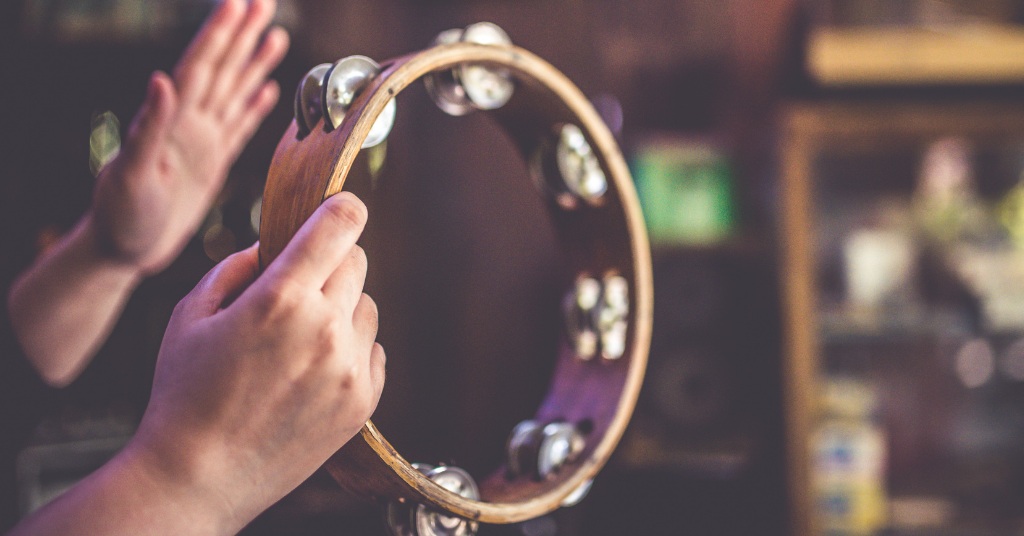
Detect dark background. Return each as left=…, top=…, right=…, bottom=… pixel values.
left=0, top=0, right=796, bottom=534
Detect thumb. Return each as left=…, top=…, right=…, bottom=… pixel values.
left=123, top=71, right=177, bottom=165
left=184, top=243, right=260, bottom=319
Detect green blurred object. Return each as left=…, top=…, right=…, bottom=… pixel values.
left=632, top=138, right=735, bottom=247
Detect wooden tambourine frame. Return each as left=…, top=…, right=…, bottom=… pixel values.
left=259, top=42, right=652, bottom=524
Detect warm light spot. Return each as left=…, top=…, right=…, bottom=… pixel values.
left=955, top=338, right=994, bottom=388
left=89, top=111, right=120, bottom=177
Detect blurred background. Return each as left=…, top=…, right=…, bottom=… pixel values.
left=5, top=0, right=1024, bottom=535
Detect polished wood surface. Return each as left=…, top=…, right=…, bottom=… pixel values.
left=259, top=42, right=652, bottom=524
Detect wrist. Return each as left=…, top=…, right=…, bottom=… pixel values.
left=76, top=211, right=148, bottom=282
left=116, top=433, right=246, bottom=535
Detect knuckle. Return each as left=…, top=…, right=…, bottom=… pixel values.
left=256, top=278, right=304, bottom=319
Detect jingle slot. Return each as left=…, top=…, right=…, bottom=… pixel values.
left=321, top=55, right=397, bottom=148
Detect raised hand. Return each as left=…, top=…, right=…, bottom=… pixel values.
left=7, top=0, right=290, bottom=386
left=91, top=0, right=289, bottom=275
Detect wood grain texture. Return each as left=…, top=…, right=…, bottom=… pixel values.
left=259, top=42, right=652, bottom=524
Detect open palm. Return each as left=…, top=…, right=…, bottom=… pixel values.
left=92, top=0, right=288, bottom=275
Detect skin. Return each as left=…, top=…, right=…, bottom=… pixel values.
left=8, top=0, right=290, bottom=386
left=7, top=1, right=388, bottom=533
left=8, top=193, right=387, bottom=536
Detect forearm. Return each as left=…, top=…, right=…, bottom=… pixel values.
left=7, top=213, right=144, bottom=386
left=7, top=442, right=238, bottom=536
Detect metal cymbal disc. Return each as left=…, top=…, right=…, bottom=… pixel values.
left=293, top=63, right=331, bottom=139
left=537, top=422, right=584, bottom=479
left=384, top=463, right=437, bottom=536
left=414, top=466, right=480, bottom=536
left=425, top=28, right=475, bottom=117
left=457, top=22, right=514, bottom=110
left=506, top=420, right=542, bottom=477
left=556, top=124, right=607, bottom=204
left=363, top=97, right=396, bottom=149
left=564, top=277, right=601, bottom=360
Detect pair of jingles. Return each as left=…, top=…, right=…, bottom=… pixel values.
left=258, top=22, right=653, bottom=536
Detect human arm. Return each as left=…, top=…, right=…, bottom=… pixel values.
left=7, top=0, right=289, bottom=387
left=8, top=193, right=386, bottom=536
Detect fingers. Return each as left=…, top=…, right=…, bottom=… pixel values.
left=322, top=245, right=368, bottom=312
left=175, top=0, right=287, bottom=117
left=369, top=342, right=386, bottom=403
left=184, top=243, right=260, bottom=319
left=223, top=27, right=289, bottom=126
left=205, top=0, right=280, bottom=109
left=174, top=0, right=246, bottom=104
left=262, top=193, right=368, bottom=291
left=122, top=71, right=177, bottom=168
left=227, top=80, right=280, bottom=156
left=352, top=293, right=379, bottom=343
left=352, top=295, right=385, bottom=421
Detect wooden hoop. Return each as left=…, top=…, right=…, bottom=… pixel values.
left=259, top=42, right=652, bottom=524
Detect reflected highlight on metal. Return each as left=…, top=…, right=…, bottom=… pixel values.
left=322, top=55, right=396, bottom=148
left=386, top=464, right=479, bottom=536
left=458, top=23, right=514, bottom=111
left=425, top=28, right=475, bottom=116
left=425, top=22, right=514, bottom=116
left=565, top=277, right=601, bottom=360
left=598, top=274, right=629, bottom=360
left=293, top=63, right=331, bottom=139
left=537, top=422, right=585, bottom=479
left=556, top=124, right=607, bottom=205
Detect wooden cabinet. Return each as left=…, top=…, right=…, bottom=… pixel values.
left=781, top=101, right=1024, bottom=535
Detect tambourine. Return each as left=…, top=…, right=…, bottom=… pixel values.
left=258, top=22, right=652, bottom=535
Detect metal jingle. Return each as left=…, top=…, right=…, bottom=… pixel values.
left=384, top=463, right=438, bottom=536
left=537, top=422, right=585, bottom=479
left=556, top=124, right=607, bottom=205
left=564, top=277, right=601, bottom=360
left=600, top=275, right=629, bottom=319
left=456, top=22, right=514, bottom=111
left=293, top=63, right=331, bottom=139
left=598, top=275, right=629, bottom=360
left=321, top=55, right=397, bottom=148
left=414, top=466, right=480, bottom=536
left=560, top=478, right=594, bottom=507
left=425, top=28, right=475, bottom=117
left=506, top=420, right=543, bottom=477
left=364, top=97, right=397, bottom=149
left=385, top=502, right=416, bottom=536
left=600, top=319, right=628, bottom=360
left=462, top=21, right=510, bottom=47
